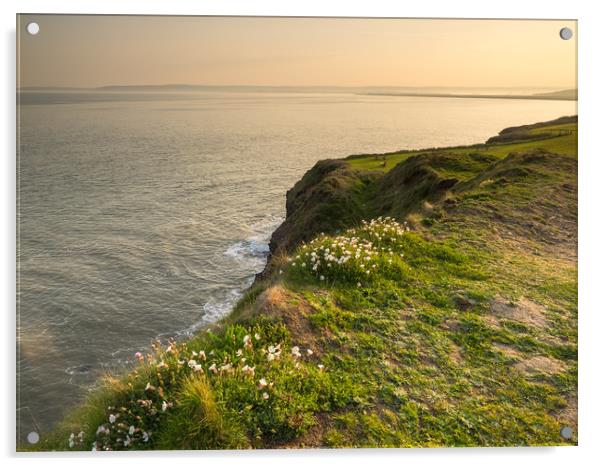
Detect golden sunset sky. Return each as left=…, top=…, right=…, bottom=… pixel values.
left=18, top=15, right=577, bottom=89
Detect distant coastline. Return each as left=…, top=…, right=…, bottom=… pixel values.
left=358, top=89, right=577, bottom=101
left=17, top=85, right=578, bottom=101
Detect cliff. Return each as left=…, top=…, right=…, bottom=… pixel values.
left=26, top=116, right=578, bottom=451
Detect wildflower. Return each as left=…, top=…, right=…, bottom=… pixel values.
left=188, top=359, right=198, bottom=368
left=219, top=363, right=233, bottom=374
left=236, top=349, right=243, bottom=357
left=279, top=270, right=283, bottom=275
left=357, top=282, right=362, bottom=288
left=156, top=361, right=168, bottom=370
left=267, top=353, right=275, bottom=362
left=192, top=350, right=198, bottom=356
left=318, top=364, right=325, bottom=371
left=258, top=378, right=268, bottom=390
left=91, top=442, right=97, bottom=452
left=291, top=346, right=301, bottom=358
left=241, top=365, right=255, bottom=377
left=142, top=431, right=150, bottom=443
left=109, top=414, right=117, bottom=424
left=138, top=399, right=152, bottom=408
left=306, top=349, right=314, bottom=356
left=124, top=436, right=131, bottom=447
left=145, top=382, right=155, bottom=391
left=68, top=433, right=75, bottom=448
left=254, top=333, right=261, bottom=341
left=320, top=275, right=325, bottom=281
left=161, top=401, right=171, bottom=412
left=209, top=363, right=218, bottom=374
left=198, top=350, right=206, bottom=361
left=96, top=425, right=107, bottom=435
left=134, top=351, right=143, bottom=361
left=243, top=335, right=252, bottom=349
left=128, top=425, right=135, bottom=436
left=192, top=363, right=203, bottom=372
left=262, top=392, right=270, bottom=400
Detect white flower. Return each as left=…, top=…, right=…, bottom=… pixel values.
left=142, top=431, right=150, bottom=443
left=318, top=364, right=325, bottom=371
left=291, top=346, right=301, bottom=357
left=162, top=401, right=170, bottom=412
left=192, top=363, right=203, bottom=372
left=254, top=333, right=261, bottom=340
left=320, top=275, right=325, bottom=281
left=267, top=353, right=275, bottom=362
left=91, top=442, right=97, bottom=452
left=209, top=363, right=218, bottom=374
left=219, top=363, right=233, bottom=374
left=236, top=349, right=243, bottom=357
left=262, top=392, right=270, bottom=400
left=96, top=425, right=106, bottom=435
left=188, top=359, right=198, bottom=368
left=129, top=425, right=135, bottom=436
left=258, top=378, right=268, bottom=389
left=306, top=349, right=314, bottom=356
left=109, top=414, right=116, bottom=424
left=145, top=382, right=155, bottom=391
left=124, top=436, right=131, bottom=447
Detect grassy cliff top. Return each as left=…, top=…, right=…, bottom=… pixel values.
left=25, top=116, right=577, bottom=451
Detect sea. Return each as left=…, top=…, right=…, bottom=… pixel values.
left=16, top=88, right=577, bottom=439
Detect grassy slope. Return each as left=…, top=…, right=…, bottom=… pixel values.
left=25, top=117, right=577, bottom=451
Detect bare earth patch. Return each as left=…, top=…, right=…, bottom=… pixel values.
left=489, top=297, right=548, bottom=329
left=255, top=285, right=323, bottom=355
left=514, top=355, right=566, bottom=376
left=493, top=342, right=522, bottom=359
left=448, top=342, right=463, bottom=364
left=558, top=396, right=578, bottom=431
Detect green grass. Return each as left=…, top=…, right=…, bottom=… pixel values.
left=23, top=116, right=577, bottom=450
left=347, top=122, right=577, bottom=173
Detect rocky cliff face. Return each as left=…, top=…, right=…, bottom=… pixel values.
left=267, top=159, right=378, bottom=256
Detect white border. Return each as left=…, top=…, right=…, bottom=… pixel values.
left=2, top=1, right=601, bottom=465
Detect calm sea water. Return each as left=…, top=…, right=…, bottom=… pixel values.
left=17, top=90, right=576, bottom=439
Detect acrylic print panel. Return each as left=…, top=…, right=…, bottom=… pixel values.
left=16, top=15, right=577, bottom=451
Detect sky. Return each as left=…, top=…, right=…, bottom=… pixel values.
left=17, top=15, right=577, bottom=89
